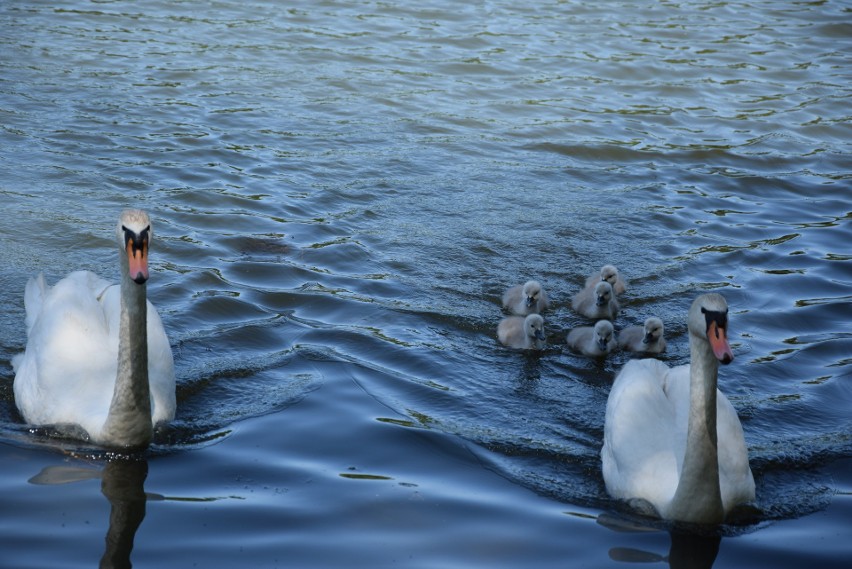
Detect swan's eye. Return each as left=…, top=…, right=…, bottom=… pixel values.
left=123, top=225, right=151, bottom=253
left=701, top=307, right=728, bottom=335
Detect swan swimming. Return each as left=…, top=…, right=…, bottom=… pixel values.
left=601, top=293, right=754, bottom=524
left=502, top=280, right=549, bottom=316
left=585, top=264, right=627, bottom=295
left=618, top=316, right=666, bottom=354
left=497, top=313, right=546, bottom=350
left=572, top=281, right=619, bottom=320
left=12, top=210, right=176, bottom=448
left=566, top=320, right=616, bottom=357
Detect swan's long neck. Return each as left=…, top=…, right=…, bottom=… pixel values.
left=100, top=256, right=152, bottom=448
left=667, top=332, right=724, bottom=524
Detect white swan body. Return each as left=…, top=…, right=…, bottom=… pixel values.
left=497, top=314, right=546, bottom=350
left=12, top=210, right=175, bottom=448
left=618, top=317, right=666, bottom=354
left=502, top=280, right=549, bottom=316
left=601, top=294, right=754, bottom=524
left=566, top=320, right=616, bottom=357
left=572, top=281, right=619, bottom=320
left=585, top=264, right=626, bottom=295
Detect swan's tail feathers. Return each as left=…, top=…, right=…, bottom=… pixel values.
left=23, top=273, right=48, bottom=334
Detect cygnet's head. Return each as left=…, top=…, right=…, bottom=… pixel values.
left=522, top=280, right=544, bottom=307
left=525, top=313, right=546, bottom=341
left=600, top=265, right=619, bottom=286
left=594, top=320, right=615, bottom=351
left=594, top=281, right=613, bottom=306
left=642, top=317, right=665, bottom=345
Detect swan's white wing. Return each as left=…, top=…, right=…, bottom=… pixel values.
left=145, top=300, right=176, bottom=423
left=14, top=272, right=116, bottom=434
left=23, top=273, right=47, bottom=334
left=602, top=359, right=681, bottom=512
left=716, top=392, right=756, bottom=510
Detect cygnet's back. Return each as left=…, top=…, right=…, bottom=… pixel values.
left=566, top=320, right=616, bottom=357
left=497, top=313, right=546, bottom=350
left=502, top=280, right=549, bottom=315
left=618, top=316, right=666, bottom=353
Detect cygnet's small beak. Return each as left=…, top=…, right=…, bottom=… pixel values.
left=525, top=296, right=535, bottom=307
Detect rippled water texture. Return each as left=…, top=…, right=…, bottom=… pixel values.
left=1, top=1, right=850, bottom=567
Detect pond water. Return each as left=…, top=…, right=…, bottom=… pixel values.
left=1, top=0, right=850, bottom=567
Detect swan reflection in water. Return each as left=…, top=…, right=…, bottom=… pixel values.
left=598, top=512, right=721, bottom=569
left=610, top=531, right=721, bottom=569
left=29, top=458, right=148, bottom=568
left=28, top=457, right=233, bottom=568
left=99, top=460, right=149, bottom=569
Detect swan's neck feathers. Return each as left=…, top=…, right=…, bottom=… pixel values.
left=100, top=264, right=152, bottom=448
left=666, top=332, right=724, bottom=524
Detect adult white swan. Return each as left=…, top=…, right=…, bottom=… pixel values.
left=12, top=210, right=176, bottom=448
left=601, top=293, right=754, bottom=524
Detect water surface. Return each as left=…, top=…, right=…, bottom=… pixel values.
left=1, top=1, right=850, bottom=567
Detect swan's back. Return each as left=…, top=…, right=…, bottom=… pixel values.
left=12, top=271, right=175, bottom=438
left=602, top=358, right=755, bottom=517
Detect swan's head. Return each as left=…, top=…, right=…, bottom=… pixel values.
left=525, top=313, right=546, bottom=342
left=642, top=317, right=664, bottom=345
left=594, top=320, right=614, bottom=351
left=594, top=281, right=613, bottom=306
left=117, top=209, right=152, bottom=285
left=600, top=265, right=619, bottom=286
left=522, top=280, right=543, bottom=308
left=689, top=293, right=734, bottom=365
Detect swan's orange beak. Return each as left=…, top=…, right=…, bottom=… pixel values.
left=707, top=321, right=734, bottom=365
left=126, top=238, right=149, bottom=284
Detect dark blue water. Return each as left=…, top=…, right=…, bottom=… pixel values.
left=1, top=1, right=850, bottom=567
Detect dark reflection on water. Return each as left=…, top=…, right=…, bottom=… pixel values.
left=1, top=0, right=851, bottom=566
left=610, top=532, right=721, bottom=569
left=27, top=458, right=148, bottom=569
left=98, top=460, right=147, bottom=569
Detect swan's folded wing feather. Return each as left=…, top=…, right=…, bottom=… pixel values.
left=603, top=359, right=680, bottom=510
left=23, top=274, right=48, bottom=334
left=14, top=271, right=115, bottom=430
left=716, top=392, right=756, bottom=509
left=146, top=299, right=176, bottom=423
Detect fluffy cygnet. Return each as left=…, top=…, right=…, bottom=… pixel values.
left=502, top=280, right=549, bottom=315
left=571, top=281, right=619, bottom=320
left=618, top=317, right=666, bottom=354
left=566, top=320, right=617, bottom=357
left=585, top=264, right=627, bottom=295
left=497, top=313, right=546, bottom=350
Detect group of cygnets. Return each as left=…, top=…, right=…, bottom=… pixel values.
left=497, top=265, right=666, bottom=357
